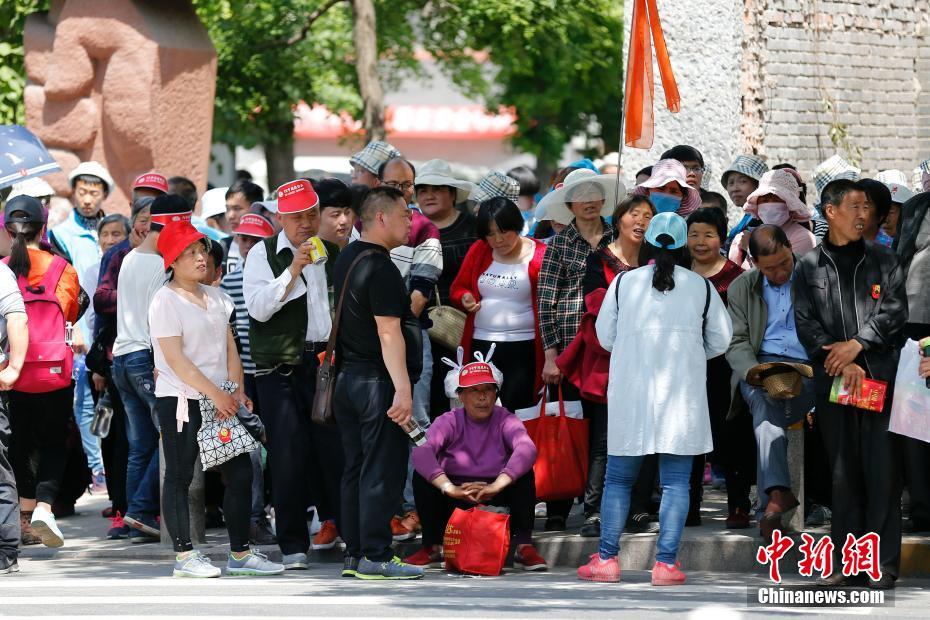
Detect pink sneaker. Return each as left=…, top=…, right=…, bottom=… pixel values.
left=651, top=560, right=686, bottom=586
left=577, top=553, right=620, bottom=583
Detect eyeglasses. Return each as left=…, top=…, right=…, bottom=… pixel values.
left=383, top=181, right=414, bottom=192
left=684, top=166, right=706, bottom=174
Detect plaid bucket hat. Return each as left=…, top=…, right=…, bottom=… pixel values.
left=720, top=154, right=768, bottom=187
left=472, top=171, right=520, bottom=205
left=813, top=154, right=860, bottom=197
left=350, top=141, right=402, bottom=176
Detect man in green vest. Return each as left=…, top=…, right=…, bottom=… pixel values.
left=242, top=179, right=341, bottom=570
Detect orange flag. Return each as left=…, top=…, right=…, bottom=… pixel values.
left=624, top=0, right=681, bottom=149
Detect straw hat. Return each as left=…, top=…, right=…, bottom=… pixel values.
left=534, top=169, right=625, bottom=226
left=632, top=159, right=702, bottom=216
left=414, top=159, right=476, bottom=203
left=745, top=169, right=813, bottom=222
left=747, top=362, right=813, bottom=400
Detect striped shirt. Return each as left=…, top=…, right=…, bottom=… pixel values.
left=220, top=269, right=254, bottom=374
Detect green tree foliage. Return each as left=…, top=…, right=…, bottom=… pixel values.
left=423, top=0, right=624, bottom=170
left=3, top=0, right=623, bottom=176
left=0, top=0, right=49, bottom=125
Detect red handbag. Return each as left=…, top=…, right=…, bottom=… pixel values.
left=523, top=386, right=590, bottom=501
left=443, top=506, right=510, bottom=576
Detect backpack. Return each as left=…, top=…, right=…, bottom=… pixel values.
left=1, top=255, right=73, bottom=393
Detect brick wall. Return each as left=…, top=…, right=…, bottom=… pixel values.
left=622, top=0, right=929, bottom=209
left=755, top=0, right=930, bottom=191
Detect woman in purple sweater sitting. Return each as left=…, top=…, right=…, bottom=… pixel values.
left=404, top=360, right=546, bottom=572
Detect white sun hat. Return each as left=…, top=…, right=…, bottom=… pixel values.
left=8, top=176, right=55, bottom=200
left=68, top=161, right=114, bottom=193
left=201, top=187, right=230, bottom=220
left=414, top=159, right=476, bottom=203
left=875, top=169, right=915, bottom=204
left=534, top=169, right=625, bottom=226
left=745, top=169, right=813, bottom=222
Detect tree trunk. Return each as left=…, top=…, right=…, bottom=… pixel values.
left=352, top=0, right=385, bottom=143
left=263, top=119, right=295, bottom=191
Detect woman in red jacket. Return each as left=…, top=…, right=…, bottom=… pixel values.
left=450, top=197, right=547, bottom=412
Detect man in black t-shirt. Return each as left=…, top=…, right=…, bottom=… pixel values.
left=332, top=186, right=424, bottom=580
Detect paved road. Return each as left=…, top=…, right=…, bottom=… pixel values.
left=5, top=558, right=930, bottom=618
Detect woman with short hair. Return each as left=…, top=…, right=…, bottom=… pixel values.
left=450, top=197, right=547, bottom=412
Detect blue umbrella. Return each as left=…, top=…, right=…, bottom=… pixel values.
left=0, top=124, right=61, bottom=190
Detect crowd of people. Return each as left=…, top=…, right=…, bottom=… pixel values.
left=0, top=140, right=928, bottom=589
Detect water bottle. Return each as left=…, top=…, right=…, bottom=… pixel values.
left=402, top=419, right=428, bottom=447
left=91, top=391, right=114, bottom=438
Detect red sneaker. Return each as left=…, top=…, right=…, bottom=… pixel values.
left=514, top=544, right=548, bottom=572
left=651, top=560, right=686, bottom=586
left=577, top=553, right=620, bottom=582
left=391, top=515, right=416, bottom=541
left=405, top=546, right=443, bottom=568
left=311, top=519, right=340, bottom=550
left=399, top=510, right=421, bottom=535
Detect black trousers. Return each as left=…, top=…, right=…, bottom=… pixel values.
left=8, top=386, right=74, bottom=504
left=630, top=454, right=659, bottom=516
left=0, top=394, right=19, bottom=561
left=413, top=471, right=536, bottom=547
left=334, top=368, right=409, bottom=561
left=429, top=340, right=455, bottom=420
left=155, top=397, right=252, bottom=553
left=817, top=396, right=902, bottom=578
left=804, top=410, right=832, bottom=510
left=901, top=437, right=930, bottom=528
left=472, top=339, right=537, bottom=412
left=100, top=381, right=129, bottom=514
left=706, top=356, right=754, bottom=514
left=583, top=401, right=607, bottom=517
left=255, top=352, right=343, bottom=554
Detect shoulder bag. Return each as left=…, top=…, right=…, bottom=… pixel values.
left=427, top=285, right=466, bottom=351
left=312, top=249, right=377, bottom=425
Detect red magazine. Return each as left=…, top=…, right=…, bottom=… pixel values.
left=829, top=377, right=888, bottom=413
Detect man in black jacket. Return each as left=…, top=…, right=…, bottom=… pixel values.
left=794, top=179, right=908, bottom=589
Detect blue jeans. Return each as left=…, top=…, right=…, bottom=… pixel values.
left=73, top=358, right=104, bottom=472
left=403, top=329, right=432, bottom=512
left=599, top=453, right=692, bottom=564
left=112, top=350, right=160, bottom=518
left=739, top=354, right=815, bottom=517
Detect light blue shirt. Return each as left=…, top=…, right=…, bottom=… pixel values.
left=759, top=271, right=808, bottom=361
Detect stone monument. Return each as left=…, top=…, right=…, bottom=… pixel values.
left=23, top=0, right=216, bottom=213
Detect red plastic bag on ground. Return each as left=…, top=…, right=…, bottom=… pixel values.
left=443, top=506, right=510, bottom=576
left=522, top=386, right=590, bottom=501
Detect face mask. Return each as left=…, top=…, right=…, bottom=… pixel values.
left=758, top=202, right=790, bottom=227
left=650, top=192, right=682, bottom=214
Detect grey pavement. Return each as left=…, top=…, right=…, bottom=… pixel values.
left=7, top=493, right=930, bottom=618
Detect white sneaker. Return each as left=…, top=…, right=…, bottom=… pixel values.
left=173, top=551, right=221, bottom=578
left=30, top=507, right=64, bottom=548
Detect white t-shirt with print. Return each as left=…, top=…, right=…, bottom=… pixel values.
left=473, top=258, right=535, bottom=341
left=149, top=284, right=234, bottom=398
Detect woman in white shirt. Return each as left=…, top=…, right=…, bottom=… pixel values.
left=149, top=221, right=282, bottom=579
left=450, top=198, right=548, bottom=412
left=578, top=212, right=733, bottom=586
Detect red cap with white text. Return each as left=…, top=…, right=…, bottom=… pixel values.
left=458, top=362, right=497, bottom=389
left=276, top=179, right=319, bottom=214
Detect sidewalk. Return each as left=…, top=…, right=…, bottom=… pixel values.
left=20, top=489, right=930, bottom=576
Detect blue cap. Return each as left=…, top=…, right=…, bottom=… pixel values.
left=645, top=211, right=687, bottom=250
